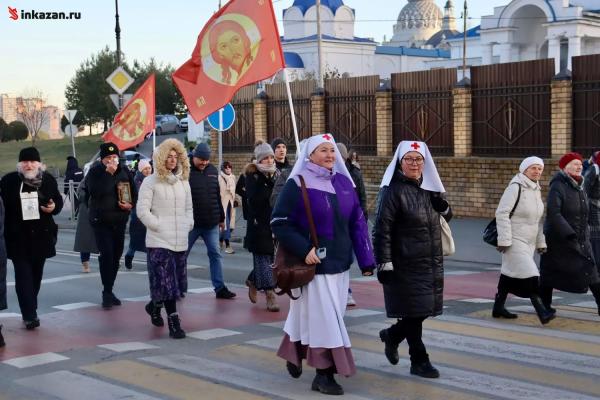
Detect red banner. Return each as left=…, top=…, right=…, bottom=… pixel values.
left=173, top=0, right=284, bottom=123
left=103, top=74, right=156, bottom=150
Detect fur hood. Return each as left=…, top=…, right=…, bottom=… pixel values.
left=153, top=138, right=190, bottom=181
left=244, top=162, right=258, bottom=176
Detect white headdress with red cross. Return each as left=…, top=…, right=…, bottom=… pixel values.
left=287, top=133, right=355, bottom=187
left=379, top=140, right=445, bottom=193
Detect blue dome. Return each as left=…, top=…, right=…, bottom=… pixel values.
left=284, top=52, right=305, bottom=68
left=291, top=0, right=346, bottom=15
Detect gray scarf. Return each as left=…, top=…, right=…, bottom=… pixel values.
left=19, top=169, right=43, bottom=189
left=255, top=161, right=277, bottom=175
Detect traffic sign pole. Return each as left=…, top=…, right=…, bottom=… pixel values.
left=65, top=110, right=78, bottom=158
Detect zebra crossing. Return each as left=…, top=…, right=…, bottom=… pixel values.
left=4, top=305, right=599, bottom=400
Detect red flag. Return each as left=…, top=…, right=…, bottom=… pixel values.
left=173, top=0, right=284, bottom=123
left=103, top=74, right=156, bottom=150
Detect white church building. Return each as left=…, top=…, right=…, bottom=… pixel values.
left=280, top=0, right=600, bottom=79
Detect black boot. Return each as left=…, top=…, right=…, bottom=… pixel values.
left=530, top=295, right=556, bottom=325
left=410, top=360, right=440, bottom=378
left=590, top=284, right=600, bottom=316
left=124, top=255, right=133, bottom=270
left=167, top=314, right=186, bottom=339
left=311, top=368, right=344, bottom=395
left=379, top=328, right=400, bottom=365
left=286, top=361, right=302, bottom=378
left=539, top=286, right=556, bottom=314
left=0, top=324, right=5, bottom=347
left=492, top=292, right=518, bottom=319
left=145, top=301, right=164, bottom=327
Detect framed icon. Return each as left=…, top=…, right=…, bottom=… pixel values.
left=117, top=182, right=132, bottom=203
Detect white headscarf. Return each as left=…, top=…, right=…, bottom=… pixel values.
left=379, top=140, right=445, bottom=193
left=519, top=156, right=544, bottom=173
left=287, top=133, right=355, bottom=187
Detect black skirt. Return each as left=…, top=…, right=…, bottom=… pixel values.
left=498, top=274, right=540, bottom=298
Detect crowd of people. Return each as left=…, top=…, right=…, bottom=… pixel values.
left=0, top=135, right=599, bottom=397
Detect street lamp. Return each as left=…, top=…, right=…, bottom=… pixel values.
left=114, top=0, right=123, bottom=110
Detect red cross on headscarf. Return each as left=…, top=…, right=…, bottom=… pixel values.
left=411, top=142, right=420, bottom=150
left=322, top=134, right=332, bottom=141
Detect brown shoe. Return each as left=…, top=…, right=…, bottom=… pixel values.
left=266, top=290, right=280, bottom=312
left=246, top=280, right=257, bottom=304
left=82, top=261, right=90, bottom=273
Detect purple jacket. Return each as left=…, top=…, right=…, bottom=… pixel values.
left=271, top=162, right=375, bottom=274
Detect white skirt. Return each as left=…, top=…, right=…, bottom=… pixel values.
left=283, top=271, right=351, bottom=349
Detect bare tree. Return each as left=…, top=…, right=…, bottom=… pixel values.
left=17, top=90, right=49, bottom=145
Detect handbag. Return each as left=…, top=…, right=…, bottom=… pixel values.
left=440, top=216, right=455, bottom=256
left=483, top=183, right=521, bottom=247
left=272, top=175, right=318, bottom=300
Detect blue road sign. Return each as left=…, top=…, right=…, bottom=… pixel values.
left=207, top=103, right=235, bottom=132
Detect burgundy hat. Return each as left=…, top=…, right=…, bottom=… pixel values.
left=558, top=152, right=583, bottom=170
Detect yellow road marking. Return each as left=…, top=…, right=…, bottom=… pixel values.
left=557, top=305, right=598, bottom=314
left=82, top=360, right=267, bottom=400
left=350, top=336, right=600, bottom=397
left=466, top=310, right=600, bottom=337
left=214, top=344, right=488, bottom=400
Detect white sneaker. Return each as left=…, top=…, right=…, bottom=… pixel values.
left=347, top=293, right=356, bottom=307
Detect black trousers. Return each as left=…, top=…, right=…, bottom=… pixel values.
left=93, top=224, right=126, bottom=293
left=12, top=257, right=46, bottom=321
left=387, top=316, right=428, bottom=364
left=540, top=283, right=600, bottom=307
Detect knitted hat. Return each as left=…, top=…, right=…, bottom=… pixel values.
left=19, top=147, right=40, bottom=162
left=193, top=142, right=211, bottom=160
left=558, top=152, right=583, bottom=170
left=138, top=159, right=151, bottom=172
left=336, top=143, right=349, bottom=160
left=271, top=137, right=286, bottom=150
left=99, top=142, right=119, bottom=159
left=254, top=141, right=274, bottom=162
left=519, top=156, right=544, bottom=173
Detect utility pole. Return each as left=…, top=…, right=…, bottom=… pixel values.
left=316, top=0, right=324, bottom=89
left=462, top=1, right=468, bottom=81
left=114, top=0, right=123, bottom=110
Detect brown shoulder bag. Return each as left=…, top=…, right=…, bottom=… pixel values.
left=272, top=175, right=318, bottom=299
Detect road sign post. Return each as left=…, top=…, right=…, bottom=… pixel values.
left=207, top=103, right=235, bottom=170
left=65, top=109, right=78, bottom=158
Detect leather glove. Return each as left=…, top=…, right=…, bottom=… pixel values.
left=430, top=193, right=449, bottom=213
left=537, top=247, right=547, bottom=254
left=376, top=262, right=394, bottom=284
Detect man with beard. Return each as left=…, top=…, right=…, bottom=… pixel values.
left=87, top=142, right=135, bottom=308
left=0, top=147, right=62, bottom=329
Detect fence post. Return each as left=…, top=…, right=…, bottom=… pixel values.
left=311, top=89, right=326, bottom=135
left=376, top=89, right=393, bottom=157
left=253, top=93, right=268, bottom=144
left=551, top=71, right=573, bottom=158
left=452, top=82, right=472, bottom=157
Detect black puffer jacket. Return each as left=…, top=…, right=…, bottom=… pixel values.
left=245, top=163, right=275, bottom=255
left=372, top=170, right=451, bottom=318
left=87, top=162, right=135, bottom=227
left=541, top=171, right=598, bottom=292
left=0, top=171, right=63, bottom=260
left=189, top=163, right=224, bottom=228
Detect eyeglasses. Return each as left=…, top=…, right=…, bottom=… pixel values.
left=402, top=157, right=424, bottom=165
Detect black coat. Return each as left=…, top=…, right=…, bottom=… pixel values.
left=189, top=163, right=224, bottom=228
left=0, top=197, right=6, bottom=310
left=347, top=161, right=368, bottom=218
left=64, top=157, right=83, bottom=195
left=87, top=162, right=135, bottom=227
left=0, top=171, right=63, bottom=260
left=372, top=170, right=451, bottom=318
left=244, top=164, right=275, bottom=255
left=236, top=173, right=249, bottom=220
left=128, top=171, right=147, bottom=252
left=541, top=171, right=599, bottom=292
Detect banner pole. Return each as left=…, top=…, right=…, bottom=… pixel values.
left=218, top=108, right=223, bottom=169
left=152, top=129, right=156, bottom=152
left=283, top=68, right=300, bottom=150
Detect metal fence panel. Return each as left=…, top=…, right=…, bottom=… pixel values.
left=223, top=86, right=256, bottom=152
left=573, top=54, right=600, bottom=156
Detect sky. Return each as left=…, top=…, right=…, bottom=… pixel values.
left=0, top=0, right=508, bottom=108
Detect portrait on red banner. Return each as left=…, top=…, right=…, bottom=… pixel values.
left=203, top=15, right=261, bottom=86
left=112, top=99, right=148, bottom=141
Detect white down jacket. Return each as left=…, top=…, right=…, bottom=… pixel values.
left=137, top=173, right=193, bottom=252
left=496, top=173, right=546, bottom=278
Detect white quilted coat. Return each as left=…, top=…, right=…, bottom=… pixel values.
left=495, top=173, right=546, bottom=279
left=137, top=173, right=193, bottom=252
